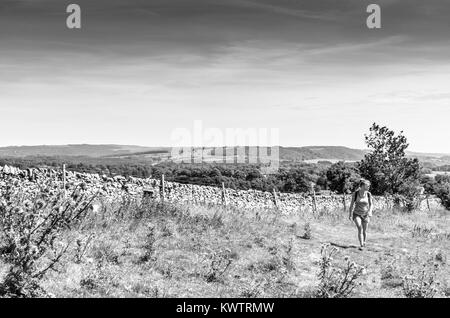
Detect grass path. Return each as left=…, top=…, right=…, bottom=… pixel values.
left=288, top=214, right=449, bottom=297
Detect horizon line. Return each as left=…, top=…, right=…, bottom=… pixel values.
left=0, top=143, right=448, bottom=156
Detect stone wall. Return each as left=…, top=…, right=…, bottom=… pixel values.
left=0, top=165, right=442, bottom=214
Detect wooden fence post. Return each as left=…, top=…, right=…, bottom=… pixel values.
left=342, top=194, right=347, bottom=213
left=426, top=195, right=431, bottom=211
left=385, top=194, right=390, bottom=211
left=63, top=164, right=66, bottom=198
left=311, top=183, right=317, bottom=215
left=221, top=182, right=227, bottom=206
left=273, top=188, right=279, bottom=210
left=29, top=168, right=34, bottom=182
left=160, top=174, right=165, bottom=203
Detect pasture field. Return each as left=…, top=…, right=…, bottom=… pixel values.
left=1, top=194, right=448, bottom=298
left=427, top=171, right=450, bottom=178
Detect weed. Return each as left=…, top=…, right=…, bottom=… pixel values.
left=402, top=261, right=441, bottom=298
left=302, top=222, right=312, bottom=240
left=411, top=224, right=434, bottom=239
left=316, top=244, right=365, bottom=298
left=0, top=184, right=96, bottom=297
left=138, top=224, right=157, bottom=263
left=205, top=249, right=237, bottom=283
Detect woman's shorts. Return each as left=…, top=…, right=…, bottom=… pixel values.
left=353, top=213, right=370, bottom=223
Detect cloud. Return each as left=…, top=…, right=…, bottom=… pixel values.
left=1, top=0, right=450, bottom=151
left=228, top=0, right=340, bottom=22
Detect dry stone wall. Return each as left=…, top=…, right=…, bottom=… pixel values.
left=0, top=165, right=442, bottom=214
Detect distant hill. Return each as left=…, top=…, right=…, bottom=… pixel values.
left=280, top=146, right=366, bottom=162
left=168, top=146, right=365, bottom=163
left=0, top=144, right=169, bottom=158
left=404, top=151, right=450, bottom=167
left=0, top=144, right=449, bottom=166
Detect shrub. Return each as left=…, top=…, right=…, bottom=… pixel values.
left=73, top=234, right=95, bottom=264
left=316, top=244, right=365, bottom=298
left=240, top=280, right=264, bottom=298
left=303, top=222, right=312, bottom=240
left=434, top=182, right=450, bottom=210
left=205, top=249, right=237, bottom=283
left=281, top=239, right=295, bottom=271
left=411, top=224, right=434, bottom=239
left=380, top=263, right=403, bottom=289
left=402, top=262, right=441, bottom=298
left=395, top=181, right=423, bottom=212
left=138, top=224, right=157, bottom=263
left=0, top=182, right=96, bottom=297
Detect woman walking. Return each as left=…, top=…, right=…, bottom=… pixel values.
left=349, top=179, right=373, bottom=250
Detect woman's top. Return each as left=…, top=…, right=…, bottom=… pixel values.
left=353, top=191, right=371, bottom=216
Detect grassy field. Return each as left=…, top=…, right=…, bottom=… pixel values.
left=2, top=198, right=445, bottom=298
left=427, top=171, right=450, bottom=178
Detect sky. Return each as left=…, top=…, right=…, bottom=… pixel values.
left=1, top=0, right=450, bottom=153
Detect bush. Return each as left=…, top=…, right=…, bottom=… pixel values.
left=411, top=224, right=434, bottom=239
left=394, top=181, right=424, bottom=212
left=205, top=249, right=237, bottom=283
left=303, top=222, right=312, bottom=240
left=402, top=262, right=441, bottom=298
left=316, top=244, right=365, bottom=298
left=434, top=182, right=450, bottom=210
left=0, top=181, right=97, bottom=297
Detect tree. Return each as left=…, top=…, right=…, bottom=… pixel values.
left=420, top=175, right=436, bottom=195
left=435, top=182, right=450, bottom=210
left=277, top=168, right=312, bottom=193
left=326, top=162, right=361, bottom=194
left=315, top=173, right=329, bottom=191
left=358, top=123, right=421, bottom=196
left=435, top=174, right=450, bottom=185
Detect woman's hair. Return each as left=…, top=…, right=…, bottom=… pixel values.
left=359, top=179, right=371, bottom=187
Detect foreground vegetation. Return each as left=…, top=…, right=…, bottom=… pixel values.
left=1, top=189, right=448, bottom=298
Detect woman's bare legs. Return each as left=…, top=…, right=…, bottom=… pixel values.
left=362, top=219, right=369, bottom=247
left=353, top=216, right=364, bottom=248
